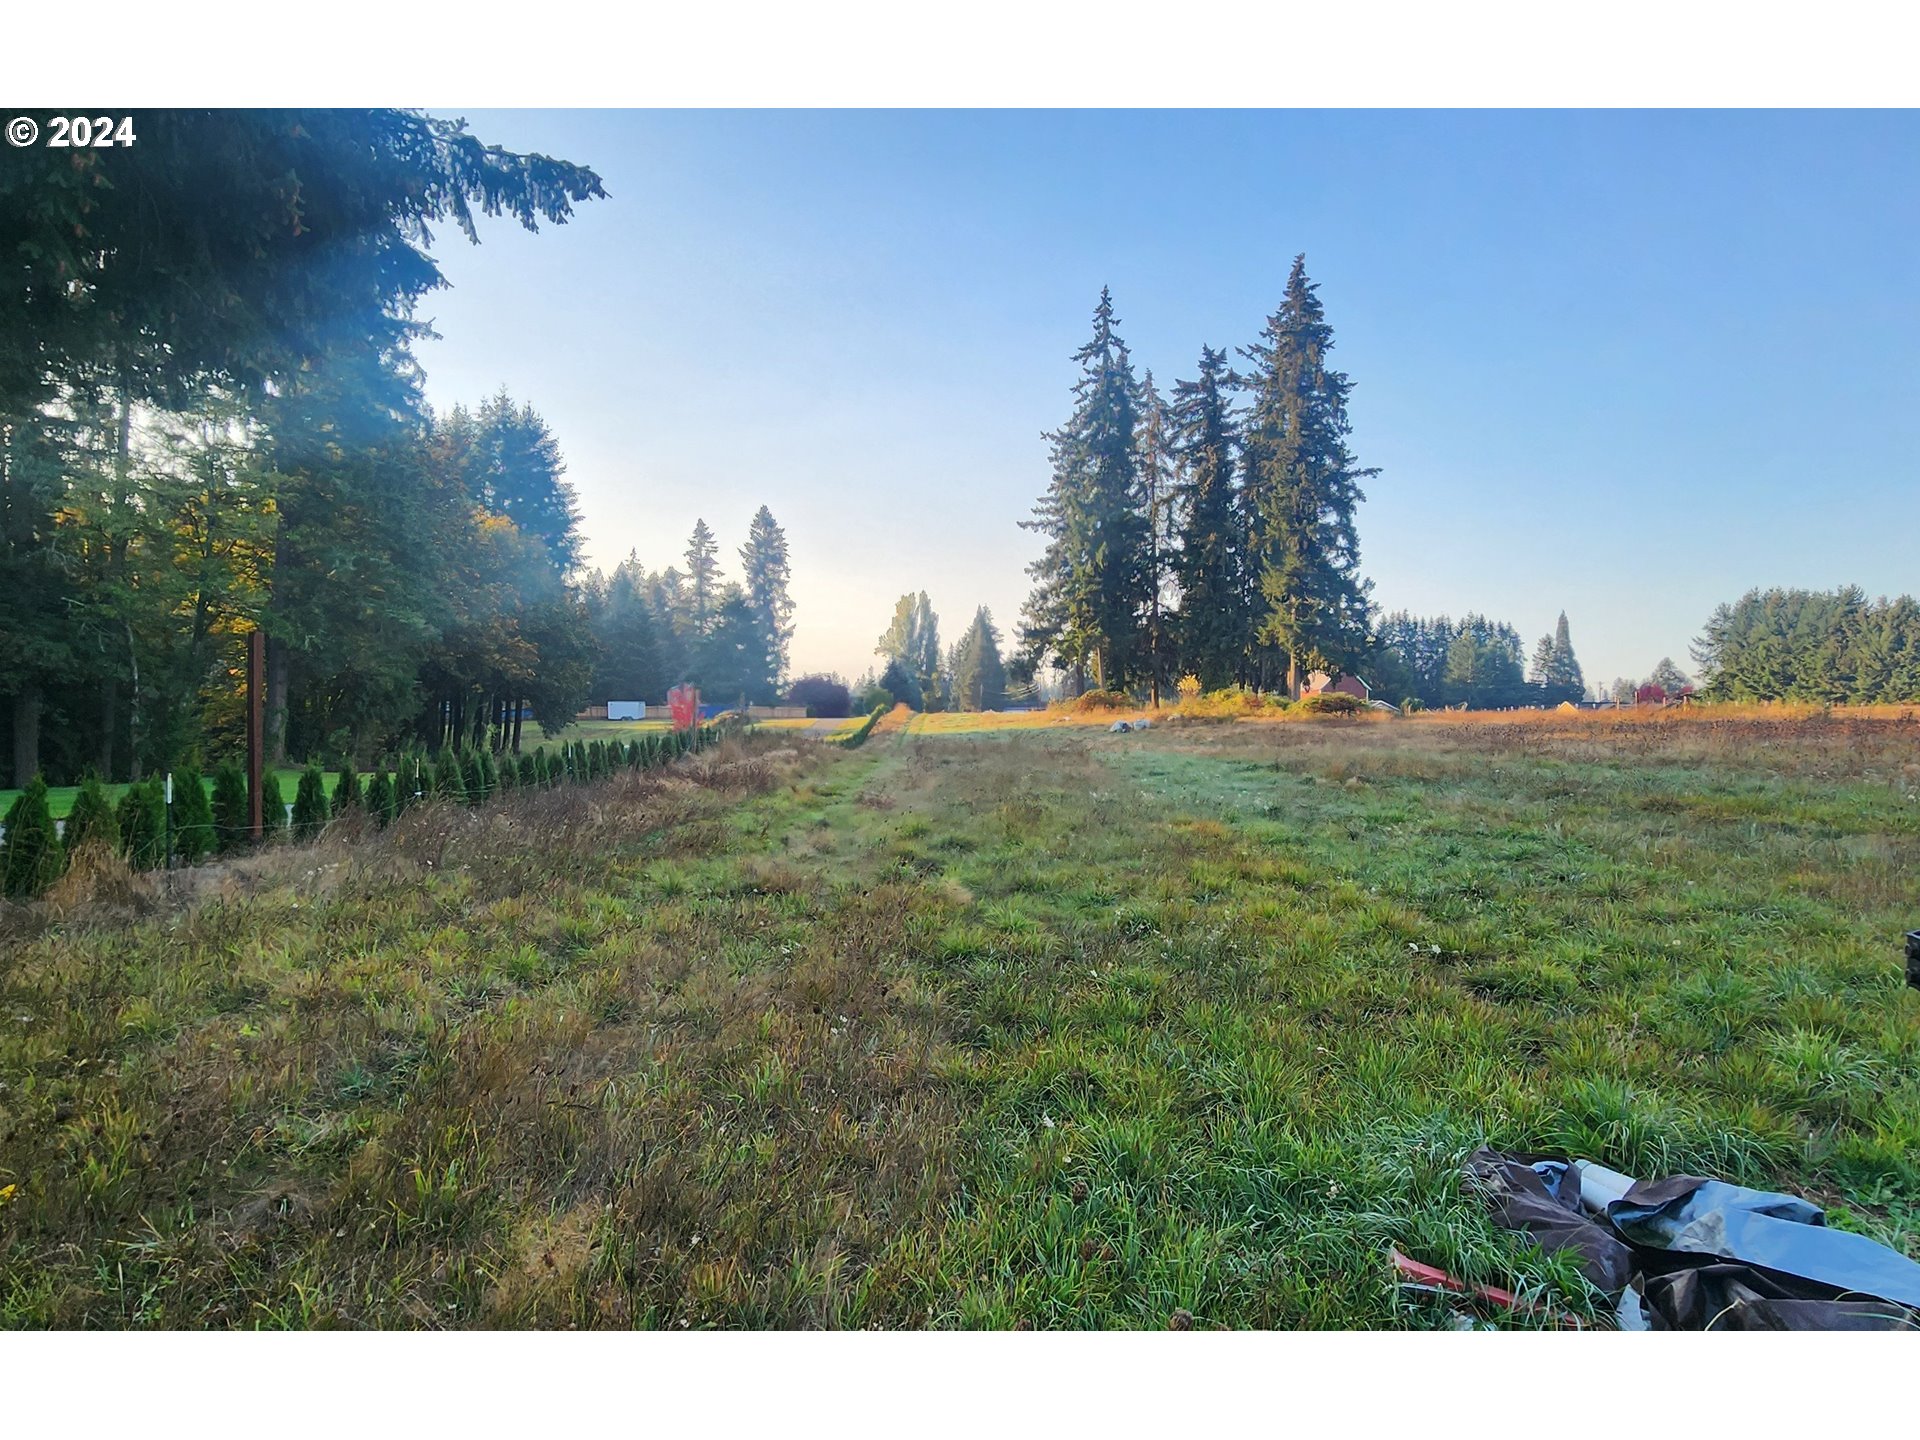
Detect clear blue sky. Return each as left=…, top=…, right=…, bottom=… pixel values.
left=416, top=110, right=1919, bottom=693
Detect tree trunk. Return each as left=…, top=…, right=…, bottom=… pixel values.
left=96, top=684, right=116, bottom=780
left=511, top=699, right=524, bottom=754
left=124, top=620, right=144, bottom=781
left=12, top=683, right=41, bottom=788
left=265, top=634, right=289, bottom=765
left=113, top=378, right=147, bottom=775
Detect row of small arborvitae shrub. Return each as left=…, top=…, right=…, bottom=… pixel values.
left=831, top=703, right=889, bottom=749
left=0, top=718, right=745, bottom=900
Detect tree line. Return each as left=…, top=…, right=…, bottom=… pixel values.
left=1016, top=261, right=1601, bottom=711
left=585, top=508, right=795, bottom=719
left=1368, top=610, right=1587, bottom=710
left=0, top=109, right=798, bottom=790
left=858, top=593, right=1011, bottom=712
left=1692, top=587, right=1920, bottom=704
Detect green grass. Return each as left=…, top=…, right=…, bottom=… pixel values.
left=3, top=713, right=1917, bottom=1327
left=3, top=768, right=338, bottom=823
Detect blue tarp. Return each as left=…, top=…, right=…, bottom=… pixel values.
left=1605, top=1177, right=1920, bottom=1309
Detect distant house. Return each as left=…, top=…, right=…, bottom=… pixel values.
left=1303, top=671, right=1372, bottom=701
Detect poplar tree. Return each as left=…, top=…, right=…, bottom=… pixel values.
left=1240, top=256, right=1376, bottom=695
left=909, top=593, right=942, bottom=705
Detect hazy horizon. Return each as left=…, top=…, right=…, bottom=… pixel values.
left=414, top=109, right=1919, bottom=694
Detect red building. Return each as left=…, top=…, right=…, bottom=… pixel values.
left=1303, top=671, right=1373, bottom=701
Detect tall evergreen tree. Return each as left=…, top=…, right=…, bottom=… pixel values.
left=1240, top=256, right=1377, bottom=696
left=950, top=607, right=1008, bottom=712
left=1528, top=635, right=1559, bottom=690
left=697, top=587, right=780, bottom=705
left=591, top=553, right=667, bottom=702
left=1543, top=612, right=1584, bottom=702
left=1136, top=374, right=1176, bottom=705
left=1692, top=587, right=1920, bottom=703
left=684, top=520, right=720, bottom=638
left=1020, top=288, right=1153, bottom=693
left=1647, top=658, right=1692, bottom=696
left=739, top=506, right=795, bottom=690
left=0, top=110, right=605, bottom=782
left=1170, top=346, right=1246, bottom=690
left=472, top=390, right=582, bottom=573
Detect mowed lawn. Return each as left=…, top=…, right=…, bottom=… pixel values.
left=3, top=714, right=1918, bottom=1327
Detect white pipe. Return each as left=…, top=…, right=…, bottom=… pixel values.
left=1574, top=1159, right=1637, bottom=1215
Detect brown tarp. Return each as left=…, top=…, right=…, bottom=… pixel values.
left=1464, top=1149, right=1635, bottom=1293
left=1464, top=1148, right=1920, bottom=1331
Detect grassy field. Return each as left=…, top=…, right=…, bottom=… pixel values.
left=2, top=712, right=1917, bottom=1327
